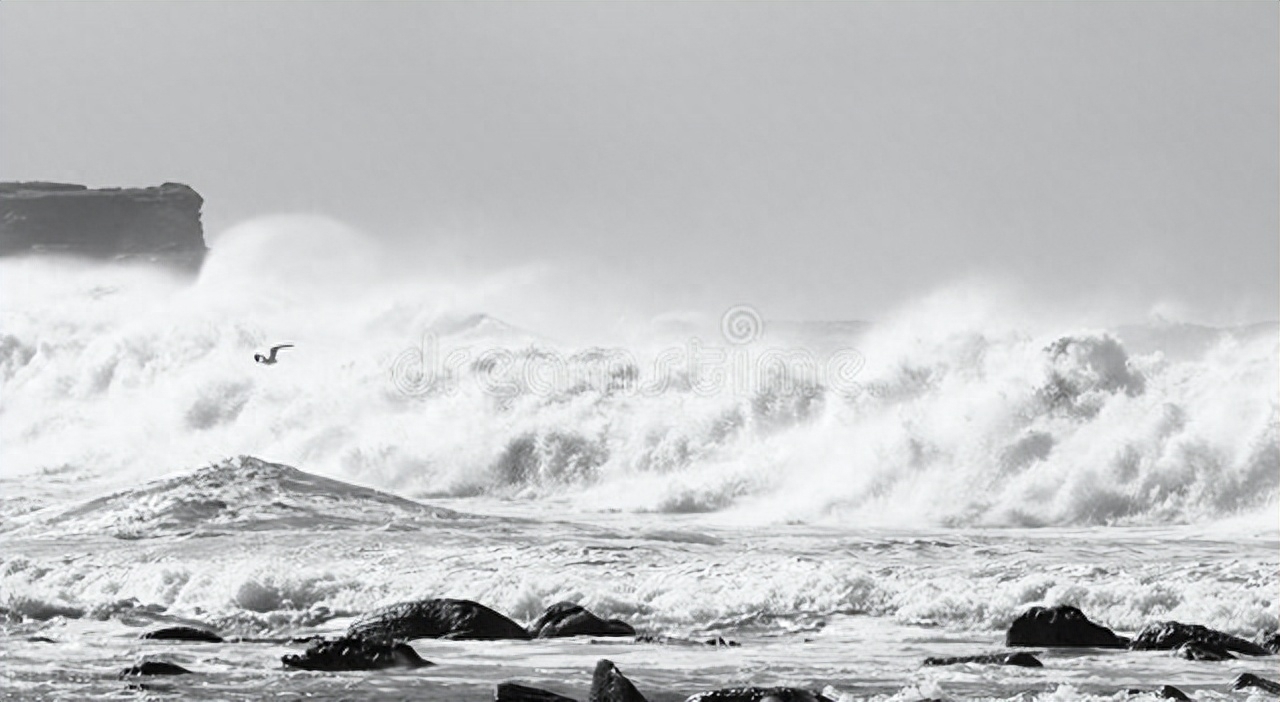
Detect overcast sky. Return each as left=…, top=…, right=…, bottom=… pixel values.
left=1, top=2, right=1275, bottom=324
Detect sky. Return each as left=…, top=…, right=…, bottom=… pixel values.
left=1, top=1, right=1276, bottom=325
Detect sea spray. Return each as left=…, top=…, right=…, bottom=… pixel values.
left=1, top=216, right=1275, bottom=528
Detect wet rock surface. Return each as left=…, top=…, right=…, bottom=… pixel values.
left=281, top=636, right=431, bottom=671
left=590, top=659, right=648, bottom=702
left=1130, top=621, right=1270, bottom=656
left=1260, top=631, right=1280, bottom=654
left=1124, top=685, right=1191, bottom=701
left=923, top=651, right=1043, bottom=667
left=497, top=681, right=580, bottom=702
left=1005, top=605, right=1129, bottom=648
left=1173, top=640, right=1235, bottom=661
left=1234, top=673, right=1280, bottom=695
left=119, top=661, right=192, bottom=677
left=346, top=598, right=530, bottom=642
left=139, top=626, right=223, bottom=643
left=528, top=602, right=636, bottom=639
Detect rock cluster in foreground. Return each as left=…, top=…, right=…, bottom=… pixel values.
left=0, top=181, right=205, bottom=268
left=112, top=599, right=1280, bottom=700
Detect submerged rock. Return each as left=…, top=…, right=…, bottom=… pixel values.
left=1005, top=605, right=1129, bottom=648
left=140, top=626, right=222, bottom=643
left=497, top=682, right=579, bottom=702
left=348, top=598, right=529, bottom=642
left=281, top=636, right=431, bottom=671
left=923, top=651, right=1043, bottom=667
left=1174, top=640, right=1234, bottom=661
left=685, top=688, right=823, bottom=702
left=590, top=659, right=648, bottom=702
left=528, top=602, right=636, bottom=639
left=1130, top=621, right=1270, bottom=656
left=119, top=661, right=192, bottom=677
left=1234, top=673, right=1280, bottom=695
left=0, top=182, right=205, bottom=268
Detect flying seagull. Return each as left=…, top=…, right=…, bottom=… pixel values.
left=254, top=344, right=293, bottom=365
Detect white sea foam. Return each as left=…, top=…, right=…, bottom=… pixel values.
left=0, top=216, right=1276, bottom=531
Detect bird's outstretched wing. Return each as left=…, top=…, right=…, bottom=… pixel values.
left=267, top=344, right=294, bottom=361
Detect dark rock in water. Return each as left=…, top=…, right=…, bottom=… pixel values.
left=924, top=651, right=1043, bottom=667
left=119, top=661, right=193, bottom=677
left=528, top=602, right=635, bottom=639
left=140, top=626, right=223, bottom=643
left=1257, top=631, right=1280, bottom=654
left=496, top=682, right=580, bottom=702
left=1123, top=686, right=1190, bottom=701
left=26, top=636, right=56, bottom=643
left=289, top=635, right=326, bottom=645
left=1234, top=673, right=1280, bottom=695
left=0, top=182, right=205, bottom=268
left=281, top=636, right=431, bottom=671
left=589, top=659, right=648, bottom=702
left=633, top=634, right=739, bottom=647
left=1130, top=621, right=1270, bottom=656
left=1174, top=640, right=1234, bottom=661
left=1005, top=605, right=1129, bottom=648
left=348, top=598, right=529, bottom=642
left=685, top=688, right=822, bottom=702
left=704, top=636, right=741, bottom=647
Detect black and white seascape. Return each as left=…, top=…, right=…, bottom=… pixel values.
left=1, top=3, right=1277, bottom=701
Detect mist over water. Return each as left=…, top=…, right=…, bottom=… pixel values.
left=1, top=215, right=1276, bottom=529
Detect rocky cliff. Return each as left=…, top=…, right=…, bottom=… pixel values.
left=0, top=182, right=206, bottom=268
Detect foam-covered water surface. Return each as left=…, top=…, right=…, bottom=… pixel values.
left=1, top=226, right=1277, bottom=700
left=1, top=506, right=1276, bottom=700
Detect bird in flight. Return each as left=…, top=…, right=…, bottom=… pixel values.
left=254, top=344, right=293, bottom=365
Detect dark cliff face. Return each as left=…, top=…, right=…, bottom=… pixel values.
left=0, top=182, right=206, bottom=268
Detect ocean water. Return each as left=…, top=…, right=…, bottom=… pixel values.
left=1, top=217, right=1277, bottom=701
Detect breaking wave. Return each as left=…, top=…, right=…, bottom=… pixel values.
left=1, top=215, right=1276, bottom=528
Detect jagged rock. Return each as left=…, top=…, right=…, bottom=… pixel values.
left=119, top=661, right=192, bottom=677
left=590, top=659, right=648, bottom=702
left=528, top=602, right=636, bottom=639
left=140, top=626, right=223, bottom=643
left=685, top=688, right=822, bottom=702
left=1257, top=631, right=1280, bottom=654
left=1130, top=621, right=1269, bottom=656
left=0, top=182, right=205, bottom=267
left=496, top=682, right=579, bottom=702
left=1234, top=673, right=1280, bottom=695
left=923, top=651, right=1043, bottom=667
left=1124, top=686, right=1190, bottom=701
left=348, top=598, right=529, bottom=642
left=26, top=636, right=56, bottom=643
left=1005, top=605, right=1129, bottom=648
left=281, top=636, right=431, bottom=671
left=1174, top=640, right=1234, bottom=661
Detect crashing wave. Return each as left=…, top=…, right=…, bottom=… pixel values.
left=4, top=456, right=470, bottom=539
